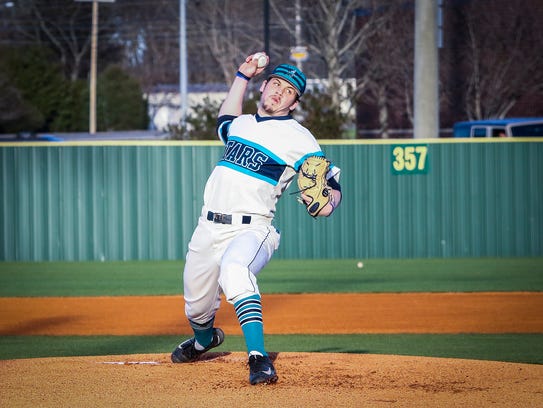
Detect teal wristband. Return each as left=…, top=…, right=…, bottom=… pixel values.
left=236, top=71, right=250, bottom=81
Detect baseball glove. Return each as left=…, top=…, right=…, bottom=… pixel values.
left=297, top=156, right=331, bottom=217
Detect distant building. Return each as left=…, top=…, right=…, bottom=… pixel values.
left=146, top=79, right=356, bottom=132
left=146, top=83, right=229, bottom=131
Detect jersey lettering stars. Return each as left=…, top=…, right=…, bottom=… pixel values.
left=203, top=113, right=340, bottom=219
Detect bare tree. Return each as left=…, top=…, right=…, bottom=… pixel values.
left=456, top=0, right=543, bottom=119
left=189, top=0, right=266, bottom=85
left=115, top=1, right=180, bottom=90
left=6, top=0, right=115, bottom=81
left=6, top=0, right=183, bottom=89
left=121, top=0, right=270, bottom=89
left=357, top=4, right=414, bottom=137
left=270, top=0, right=388, bottom=122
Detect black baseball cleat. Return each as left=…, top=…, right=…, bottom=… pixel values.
left=171, top=328, right=225, bottom=363
left=248, top=354, right=278, bottom=385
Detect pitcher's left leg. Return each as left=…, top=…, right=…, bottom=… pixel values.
left=218, top=225, right=280, bottom=384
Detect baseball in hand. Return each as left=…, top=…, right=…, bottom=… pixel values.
left=252, top=52, right=268, bottom=68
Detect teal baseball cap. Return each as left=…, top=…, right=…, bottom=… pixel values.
left=268, top=64, right=307, bottom=97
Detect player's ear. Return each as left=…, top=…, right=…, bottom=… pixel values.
left=288, top=99, right=299, bottom=111
left=259, top=80, right=267, bottom=93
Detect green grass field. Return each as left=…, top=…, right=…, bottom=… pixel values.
left=2, top=258, right=542, bottom=296
left=1, top=258, right=542, bottom=363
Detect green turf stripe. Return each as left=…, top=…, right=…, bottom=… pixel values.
left=1, top=334, right=541, bottom=364
left=1, top=258, right=542, bottom=296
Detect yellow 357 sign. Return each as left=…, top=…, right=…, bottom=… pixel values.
left=391, top=145, right=429, bottom=174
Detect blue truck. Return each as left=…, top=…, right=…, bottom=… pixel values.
left=453, top=118, right=543, bottom=138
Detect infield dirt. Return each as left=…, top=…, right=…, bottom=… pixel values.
left=1, top=292, right=543, bottom=407
left=1, top=292, right=542, bottom=335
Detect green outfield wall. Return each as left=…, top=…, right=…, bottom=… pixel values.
left=1, top=139, right=542, bottom=261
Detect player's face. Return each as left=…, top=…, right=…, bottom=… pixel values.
left=258, top=77, right=299, bottom=116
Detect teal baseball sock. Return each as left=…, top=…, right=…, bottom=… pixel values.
left=189, top=318, right=214, bottom=350
left=234, top=294, right=267, bottom=356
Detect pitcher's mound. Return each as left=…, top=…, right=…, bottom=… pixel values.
left=1, top=352, right=542, bottom=407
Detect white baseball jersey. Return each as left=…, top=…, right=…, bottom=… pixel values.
left=183, top=112, right=341, bottom=323
left=205, top=113, right=340, bottom=219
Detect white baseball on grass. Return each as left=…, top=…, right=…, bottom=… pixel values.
left=357, top=261, right=364, bottom=268
left=252, top=52, right=268, bottom=68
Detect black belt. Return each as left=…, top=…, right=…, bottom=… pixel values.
left=207, top=211, right=251, bottom=225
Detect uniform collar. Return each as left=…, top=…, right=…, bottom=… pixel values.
left=255, top=113, right=292, bottom=122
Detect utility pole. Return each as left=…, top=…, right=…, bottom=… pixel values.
left=414, top=0, right=439, bottom=139
left=263, top=0, right=270, bottom=76
left=89, top=0, right=99, bottom=134
left=75, top=0, right=115, bottom=135
left=289, top=0, right=307, bottom=70
left=294, top=0, right=302, bottom=70
left=179, top=0, right=188, bottom=130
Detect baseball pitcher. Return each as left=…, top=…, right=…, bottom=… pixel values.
left=171, top=52, right=342, bottom=385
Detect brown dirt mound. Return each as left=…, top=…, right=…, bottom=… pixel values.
left=2, top=292, right=542, bottom=406
left=1, top=352, right=542, bottom=407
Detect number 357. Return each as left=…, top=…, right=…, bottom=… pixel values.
left=391, top=145, right=429, bottom=174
